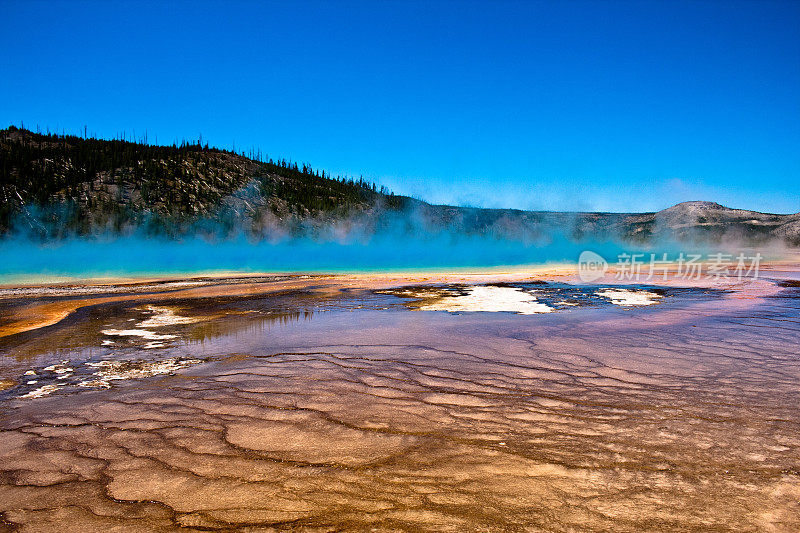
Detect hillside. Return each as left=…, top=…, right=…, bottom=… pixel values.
left=0, top=126, right=406, bottom=238
left=1, top=126, right=798, bottom=245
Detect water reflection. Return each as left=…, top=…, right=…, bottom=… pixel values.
left=185, top=309, right=314, bottom=344
left=0, top=300, right=317, bottom=401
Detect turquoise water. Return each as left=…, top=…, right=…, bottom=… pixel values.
left=0, top=234, right=643, bottom=282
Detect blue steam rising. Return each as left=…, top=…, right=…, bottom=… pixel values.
left=0, top=233, right=649, bottom=282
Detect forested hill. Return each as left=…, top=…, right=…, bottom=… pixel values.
left=0, top=126, right=408, bottom=238
left=1, top=126, right=798, bottom=245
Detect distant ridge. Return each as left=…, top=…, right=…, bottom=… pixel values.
left=665, top=201, right=726, bottom=210
left=1, top=126, right=798, bottom=245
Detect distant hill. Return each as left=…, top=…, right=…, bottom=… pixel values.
left=1, top=126, right=798, bottom=245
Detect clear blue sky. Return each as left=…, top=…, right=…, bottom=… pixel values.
left=2, top=0, right=798, bottom=213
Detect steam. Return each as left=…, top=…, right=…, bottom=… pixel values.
left=0, top=194, right=794, bottom=282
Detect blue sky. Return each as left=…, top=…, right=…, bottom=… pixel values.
left=2, top=0, right=798, bottom=213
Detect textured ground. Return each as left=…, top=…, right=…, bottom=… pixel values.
left=0, top=274, right=798, bottom=532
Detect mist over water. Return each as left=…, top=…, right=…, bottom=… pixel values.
left=3, top=202, right=781, bottom=283
left=0, top=232, right=655, bottom=282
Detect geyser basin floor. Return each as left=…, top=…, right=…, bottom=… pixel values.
left=0, top=272, right=798, bottom=531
